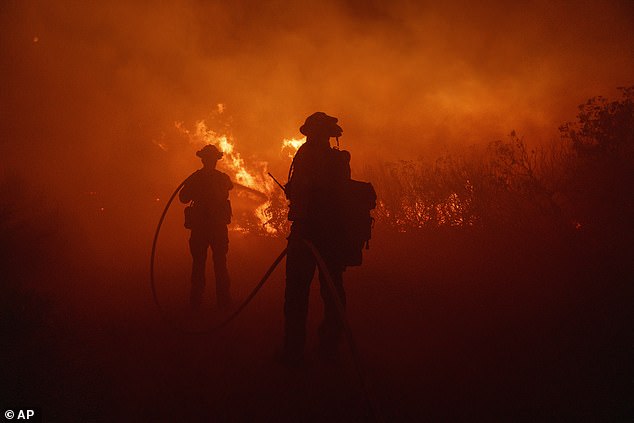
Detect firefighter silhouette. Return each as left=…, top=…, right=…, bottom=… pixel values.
left=179, top=144, right=233, bottom=309
left=281, top=112, right=354, bottom=364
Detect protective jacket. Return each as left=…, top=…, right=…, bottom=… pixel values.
left=180, top=168, right=233, bottom=226
left=286, top=142, right=349, bottom=236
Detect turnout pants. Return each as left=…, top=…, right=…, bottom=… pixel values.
left=189, top=222, right=231, bottom=308
left=284, top=234, right=346, bottom=357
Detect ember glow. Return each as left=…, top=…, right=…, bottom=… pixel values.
left=376, top=188, right=476, bottom=232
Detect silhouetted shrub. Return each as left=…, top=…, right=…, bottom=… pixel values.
left=363, top=132, right=563, bottom=234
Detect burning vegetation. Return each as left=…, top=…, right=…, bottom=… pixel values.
left=175, top=113, right=293, bottom=236
left=164, top=87, right=633, bottom=240
left=2, top=1, right=634, bottom=419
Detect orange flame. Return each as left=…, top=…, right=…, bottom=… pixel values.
left=281, top=137, right=305, bottom=158
left=177, top=113, right=478, bottom=235
left=176, top=118, right=287, bottom=235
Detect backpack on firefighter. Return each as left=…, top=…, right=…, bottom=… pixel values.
left=340, top=178, right=376, bottom=266
left=330, top=148, right=376, bottom=266
left=285, top=146, right=376, bottom=266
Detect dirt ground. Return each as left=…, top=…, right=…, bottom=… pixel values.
left=3, top=225, right=634, bottom=421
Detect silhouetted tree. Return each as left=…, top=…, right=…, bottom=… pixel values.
left=560, top=86, right=634, bottom=156
left=558, top=86, right=634, bottom=237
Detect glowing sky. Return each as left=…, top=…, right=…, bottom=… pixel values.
left=1, top=0, right=633, bottom=205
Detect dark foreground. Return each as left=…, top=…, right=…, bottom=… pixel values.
left=4, top=227, right=634, bottom=421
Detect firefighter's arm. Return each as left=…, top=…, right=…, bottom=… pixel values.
left=286, top=156, right=317, bottom=199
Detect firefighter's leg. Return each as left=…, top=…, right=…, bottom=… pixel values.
left=210, top=224, right=231, bottom=307
left=189, top=230, right=208, bottom=310
left=318, top=259, right=346, bottom=358
left=283, top=238, right=316, bottom=361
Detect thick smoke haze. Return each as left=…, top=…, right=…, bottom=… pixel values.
left=3, top=1, right=633, bottom=188
left=2, top=0, right=633, bottom=331
left=3, top=1, right=634, bottom=420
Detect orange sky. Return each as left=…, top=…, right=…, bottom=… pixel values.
left=1, top=0, right=633, bottom=221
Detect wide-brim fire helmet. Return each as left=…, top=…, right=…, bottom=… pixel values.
left=196, top=144, right=224, bottom=160
left=300, top=112, right=343, bottom=138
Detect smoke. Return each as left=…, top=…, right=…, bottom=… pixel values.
left=2, top=3, right=633, bottom=419
left=1, top=0, right=633, bottom=251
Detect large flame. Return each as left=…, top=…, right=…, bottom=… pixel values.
left=177, top=112, right=478, bottom=235
left=176, top=118, right=285, bottom=235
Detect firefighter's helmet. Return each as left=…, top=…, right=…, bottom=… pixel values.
left=299, top=112, right=343, bottom=138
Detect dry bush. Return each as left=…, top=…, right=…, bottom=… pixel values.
left=362, top=133, right=564, bottom=235
left=259, top=87, right=633, bottom=244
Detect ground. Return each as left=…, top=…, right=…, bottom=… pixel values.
left=3, top=226, right=633, bottom=421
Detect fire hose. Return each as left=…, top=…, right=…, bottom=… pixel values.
left=150, top=179, right=380, bottom=421
left=150, top=178, right=287, bottom=334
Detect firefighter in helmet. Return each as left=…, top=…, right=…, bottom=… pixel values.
left=179, top=144, right=233, bottom=309
left=281, top=112, right=350, bottom=364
